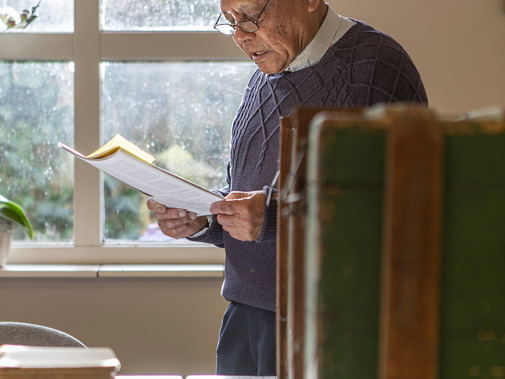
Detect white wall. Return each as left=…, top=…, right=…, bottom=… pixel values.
left=1, top=0, right=504, bottom=376
left=0, top=276, right=228, bottom=376
left=330, top=0, right=505, bottom=114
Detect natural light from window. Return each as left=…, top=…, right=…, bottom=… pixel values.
left=0, top=0, right=73, bottom=33
left=1, top=0, right=250, bottom=264
left=0, top=61, right=74, bottom=242
left=100, top=0, right=220, bottom=31
left=101, top=61, right=255, bottom=243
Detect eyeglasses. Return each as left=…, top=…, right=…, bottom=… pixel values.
left=214, top=0, right=271, bottom=35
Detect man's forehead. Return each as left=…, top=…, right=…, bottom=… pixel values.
left=220, top=0, right=265, bottom=13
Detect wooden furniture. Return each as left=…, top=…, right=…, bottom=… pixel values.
left=116, top=376, right=183, bottom=378
left=0, top=345, right=120, bottom=378
left=277, top=105, right=505, bottom=378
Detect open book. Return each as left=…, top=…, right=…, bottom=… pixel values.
left=59, top=134, right=223, bottom=216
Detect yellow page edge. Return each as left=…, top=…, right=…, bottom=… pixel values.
left=86, top=134, right=155, bottom=164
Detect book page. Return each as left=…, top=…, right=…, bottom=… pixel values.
left=86, top=134, right=155, bottom=164
left=59, top=143, right=223, bottom=216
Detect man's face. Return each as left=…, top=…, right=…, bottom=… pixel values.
left=220, top=0, right=317, bottom=74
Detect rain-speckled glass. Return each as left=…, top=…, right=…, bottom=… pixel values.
left=100, top=0, right=219, bottom=31
left=0, top=61, right=74, bottom=242
left=101, top=61, right=256, bottom=242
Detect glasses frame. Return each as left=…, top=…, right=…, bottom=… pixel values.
left=214, top=0, right=271, bottom=35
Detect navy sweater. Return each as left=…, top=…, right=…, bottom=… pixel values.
left=189, top=20, right=428, bottom=311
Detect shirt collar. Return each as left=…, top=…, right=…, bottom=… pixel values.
left=286, top=5, right=355, bottom=72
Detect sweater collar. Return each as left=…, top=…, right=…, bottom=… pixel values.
left=285, top=5, right=355, bottom=72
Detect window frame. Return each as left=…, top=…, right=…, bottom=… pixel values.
left=1, top=0, right=247, bottom=265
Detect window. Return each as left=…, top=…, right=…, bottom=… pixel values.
left=0, top=61, right=74, bottom=242
left=101, top=0, right=216, bottom=31
left=101, top=61, right=255, bottom=242
left=1, top=0, right=254, bottom=264
left=0, top=0, right=74, bottom=33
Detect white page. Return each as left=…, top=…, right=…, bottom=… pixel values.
left=59, top=143, right=223, bottom=216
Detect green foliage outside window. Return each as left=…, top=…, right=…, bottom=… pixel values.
left=0, top=62, right=73, bottom=242
left=0, top=61, right=256, bottom=242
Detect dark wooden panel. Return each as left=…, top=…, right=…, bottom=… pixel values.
left=277, top=105, right=505, bottom=379
left=380, top=109, right=443, bottom=379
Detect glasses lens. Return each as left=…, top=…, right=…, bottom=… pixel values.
left=215, top=23, right=235, bottom=35
left=237, top=21, right=258, bottom=33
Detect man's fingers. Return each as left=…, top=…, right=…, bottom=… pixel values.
left=146, top=198, right=166, bottom=213
left=158, top=215, right=207, bottom=239
left=216, top=213, right=238, bottom=228
left=146, top=199, right=204, bottom=239
left=158, top=215, right=191, bottom=230
left=210, top=200, right=236, bottom=215
left=146, top=199, right=194, bottom=220
left=158, top=220, right=189, bottom=238
left=211, top=190, right=266, bottom=241
left=210, top=191, right=255, bottom=215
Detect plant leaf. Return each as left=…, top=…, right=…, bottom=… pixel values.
left=0, top=196, right=34, bottom=239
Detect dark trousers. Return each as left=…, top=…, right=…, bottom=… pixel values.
left=216, top=301, right=276, bottom=376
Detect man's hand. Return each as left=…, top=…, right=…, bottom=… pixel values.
left=210, top=190, right=265, bottom=241
left=146, top=199, right=208, bottom=239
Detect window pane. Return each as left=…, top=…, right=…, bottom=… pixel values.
left=0, top=0, right=73, bottom=33
left=101, top=61, right=256, bottom=242
left=0, top=61, right=74, bottom=242
left=100, top=0, right=219, bottom=31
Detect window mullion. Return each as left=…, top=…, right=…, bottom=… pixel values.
left=73, top=0, right=102, bottom=247
left=0, top=34, right=73, bottom=60
left=100, top=32, right=244, bottom=60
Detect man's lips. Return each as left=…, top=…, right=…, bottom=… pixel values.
left=251, top=50, right=269, bottom=61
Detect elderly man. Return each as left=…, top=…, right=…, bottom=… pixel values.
left=147, top=0, right=427, bottom=375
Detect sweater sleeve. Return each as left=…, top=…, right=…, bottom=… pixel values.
left=186, top=187, right=229, bottom=248
left=256, top=186, right=278, bottom=243
left=186, top=163, right=232, bottom=248
left=186, top=213, right=225, bottom=248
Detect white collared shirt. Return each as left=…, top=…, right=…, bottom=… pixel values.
left=286, top=5, right=355, bottom=72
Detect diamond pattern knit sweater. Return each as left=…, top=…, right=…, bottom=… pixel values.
left=189, top=20, right=428, bottom=311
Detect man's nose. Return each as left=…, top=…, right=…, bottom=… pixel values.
left=233, top=26, right=255, bottom=44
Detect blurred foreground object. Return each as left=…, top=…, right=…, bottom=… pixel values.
left=277, top=104, right=505, bottom=379
left=0, top=345, right=120, bottom=378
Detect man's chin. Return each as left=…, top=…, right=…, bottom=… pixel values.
left=248, top=51, right=288, bottom=74
left=255, top=62, right=285, bottom=75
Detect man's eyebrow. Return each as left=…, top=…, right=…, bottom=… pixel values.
left=222, top=2, right=262, bottom=17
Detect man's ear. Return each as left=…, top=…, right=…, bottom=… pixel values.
left=304, top=0, right=323, bottom=13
